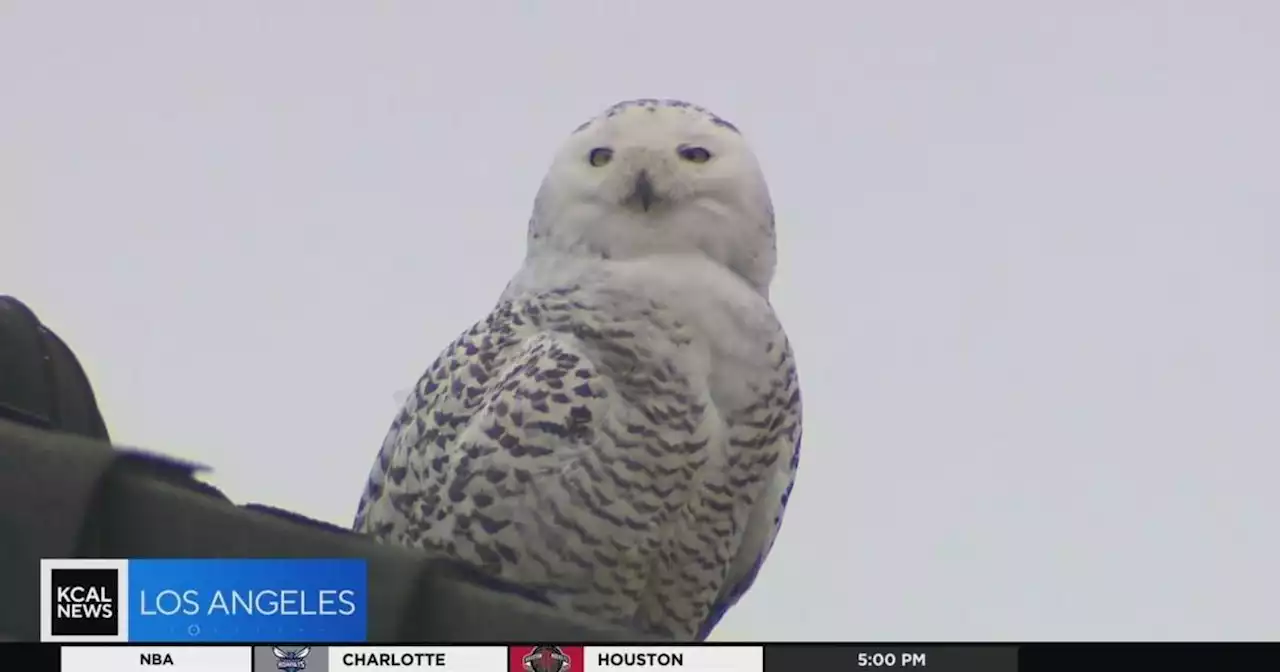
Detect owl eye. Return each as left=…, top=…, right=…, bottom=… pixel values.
left=677, top=145, right=712, bottom=163
left=588, top=147, right=613, bottom=167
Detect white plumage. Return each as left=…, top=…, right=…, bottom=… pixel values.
left=353, top=99, right=802, bottom=640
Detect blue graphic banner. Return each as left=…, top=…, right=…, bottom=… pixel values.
left=126, top=559, right=367, bottom=643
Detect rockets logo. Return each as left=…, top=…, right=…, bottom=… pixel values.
left=524, top=645, right=570, bottom=672
left=511, top=645, right=581, bottom=672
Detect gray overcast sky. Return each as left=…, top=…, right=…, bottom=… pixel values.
left=3, top=2, right=1277, bottom=641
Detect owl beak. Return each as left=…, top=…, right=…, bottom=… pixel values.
left=624, top=170, right=659, bottom=212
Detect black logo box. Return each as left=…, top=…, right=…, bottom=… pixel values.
left=50, top=568, right=119, bottom=636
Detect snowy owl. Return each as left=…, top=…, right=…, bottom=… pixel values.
left=353, top=98, right=803, bottom=641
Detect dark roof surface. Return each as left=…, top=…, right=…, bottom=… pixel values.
left=0, top=418, right=659, bottom=642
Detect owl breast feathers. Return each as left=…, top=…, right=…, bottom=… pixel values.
left=354, top=269, right=801, bottom=641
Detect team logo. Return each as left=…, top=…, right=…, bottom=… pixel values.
left=272, top=646, right=311, bottom=670
left=509, top=644, right=582, bottom=672
left=524, top=645, right=576, bottom=670
left=522, top=645, right=572, bottom=672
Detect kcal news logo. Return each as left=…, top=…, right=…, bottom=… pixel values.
left=41, top=559, right=130, bottom=642
left=41, top=557, right=367, bottom=643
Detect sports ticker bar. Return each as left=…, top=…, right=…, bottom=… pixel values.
left=12, top=642, right=1280, bottom=672
left=47, top=644, right=766, bottom=672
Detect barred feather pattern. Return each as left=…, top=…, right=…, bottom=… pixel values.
left=353, top=281, right=801, bottom=641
